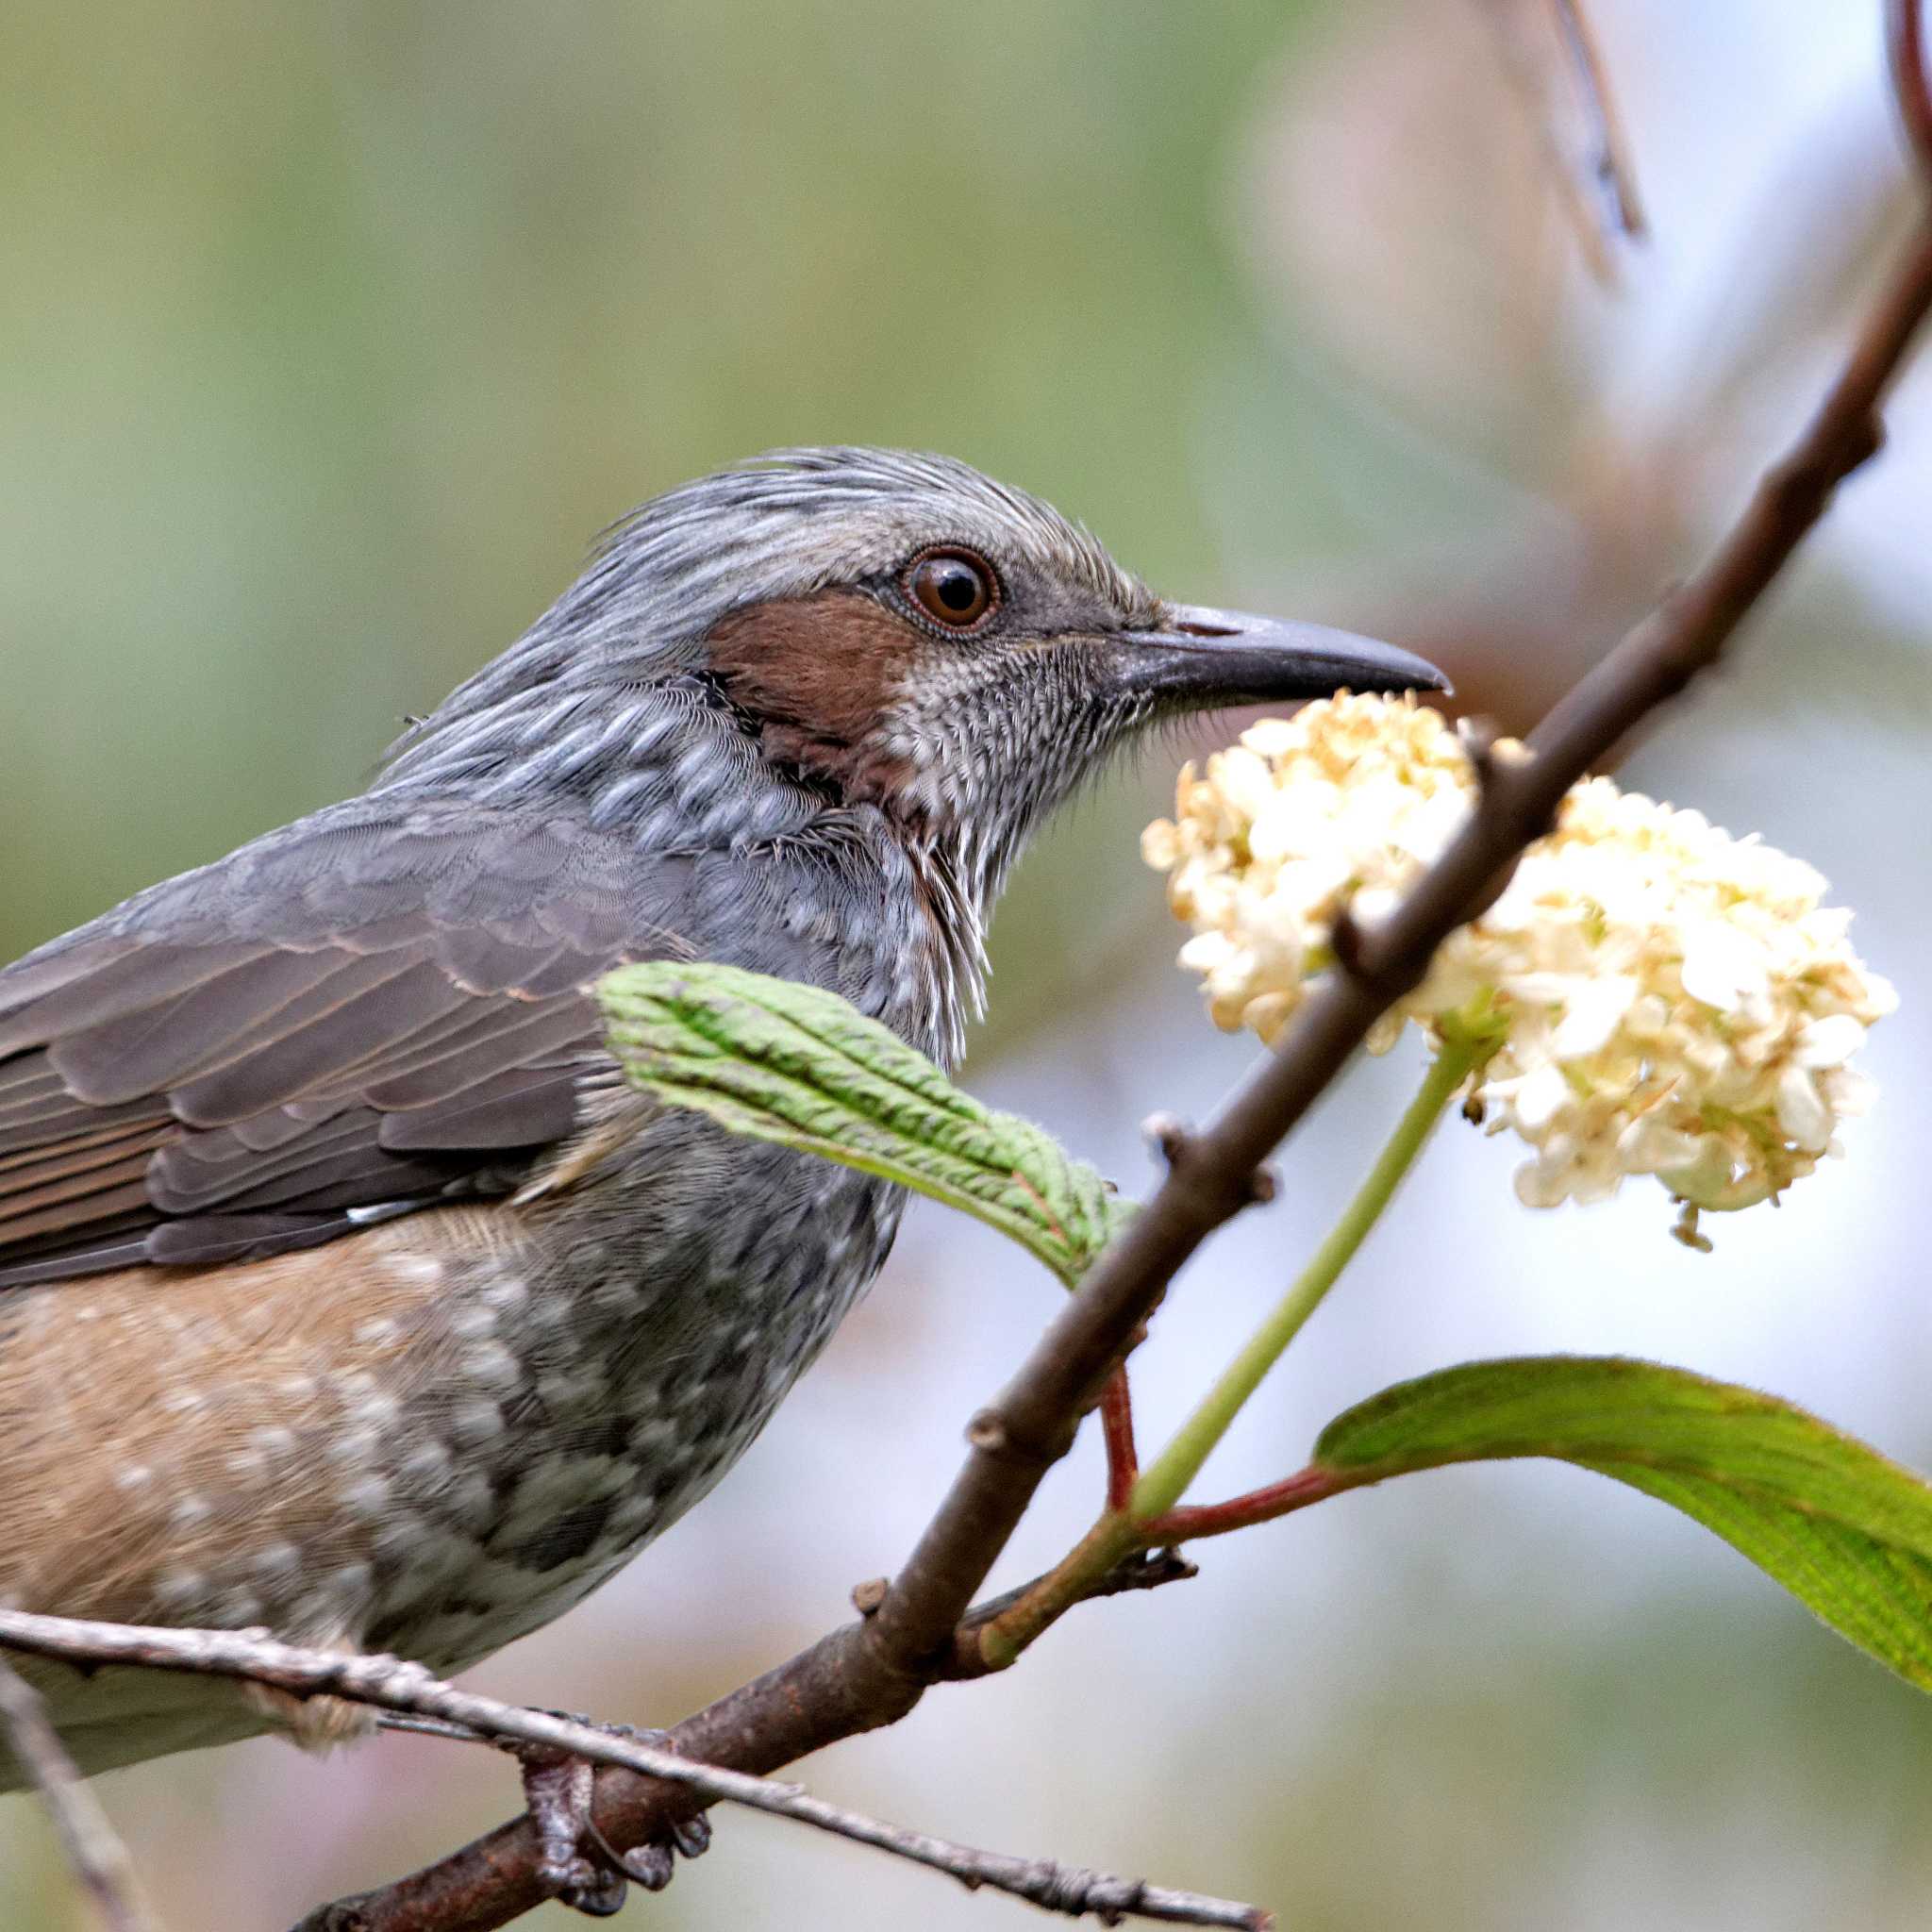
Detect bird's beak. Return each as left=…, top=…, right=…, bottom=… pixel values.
left=1112, top=603, right=1451, bottom=708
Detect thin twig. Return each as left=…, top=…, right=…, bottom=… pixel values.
left=941, top=1548, right=1200, bottom=1680
left=1101, top=1367, right=1141, bottom=1511
left=0, top=1656, right=160, bottom=1932
left=0, top=1612, right=1257, bottom=1932
left=295, top=23, right=1932, bottom=1932
left=377, top=1713, right=491, bottom=1747
left=1141, top=1469, right=1357, bottom=1545
left=1474, top=0, right=1644, bottom=278
left=1552, top=0, right=1647, bottom=238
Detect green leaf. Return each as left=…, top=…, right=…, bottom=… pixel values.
left=1312, top=1356, right=1932, bottom=1690
left=597, top=960, right=1127, bottom=1285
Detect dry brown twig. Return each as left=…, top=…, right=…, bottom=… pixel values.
left=6, top=8, right=1932, bottom=1932
left=0, top=1656, right=159, bottom=1932
left=1551, top=0, right=1647, bottom=239
left=1474, top=0, right=1648, bottom=279
left=0, top=1610, right=1252, bottom=1932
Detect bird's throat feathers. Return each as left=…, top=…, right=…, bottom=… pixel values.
left=372, top=450, right=1170, bottom=1058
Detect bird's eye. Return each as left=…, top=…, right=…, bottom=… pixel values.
left=905, top=549, right=997, bottom=630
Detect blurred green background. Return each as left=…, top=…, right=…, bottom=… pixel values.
left=5, top=3, right=1932, bottom=1927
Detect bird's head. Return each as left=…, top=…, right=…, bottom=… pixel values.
left=388, top=445, right=1446, bottom=915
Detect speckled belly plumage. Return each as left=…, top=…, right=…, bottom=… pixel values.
left=364, top=1140, right=905, bottom=1674
left=0, top=1117, right=903, bottom=1780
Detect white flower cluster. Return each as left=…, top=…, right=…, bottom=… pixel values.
left=1142, top=694, right=1896, bottom=1242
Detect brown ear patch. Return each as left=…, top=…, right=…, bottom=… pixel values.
left=705, top=590, right=923, bottom=805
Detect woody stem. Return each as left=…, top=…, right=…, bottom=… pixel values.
left=975, top=1037, right=1479, bottom=1670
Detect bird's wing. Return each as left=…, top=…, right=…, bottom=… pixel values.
left=0, top=799, right=722, bottom=1287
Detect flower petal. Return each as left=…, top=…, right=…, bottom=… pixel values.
left=1793, top=1013, right=1866, bottom=1068
left=1775, top=1065, right=1833, bottom=1154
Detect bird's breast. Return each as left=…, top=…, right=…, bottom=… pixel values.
left=0, top=1116, right=905, bottom=1724
left=372, top=1120, right=906, bottom=1668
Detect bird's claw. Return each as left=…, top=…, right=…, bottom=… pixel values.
left=519, top=1716, right=711, bottom=1917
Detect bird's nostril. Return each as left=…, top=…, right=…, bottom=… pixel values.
left=1169, top=619, right=1240, bottom=639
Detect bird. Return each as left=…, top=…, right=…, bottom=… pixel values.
left=0, top=448, right=1442, bottom=1847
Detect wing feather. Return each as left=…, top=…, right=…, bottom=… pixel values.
left=377, top=1069, right=582, bottom=1151
left=0, top=800, right=711, bottom=1285
left=0, top=1124, right=172, bottom=1201
left=168, top=958, right=472, bottom=1124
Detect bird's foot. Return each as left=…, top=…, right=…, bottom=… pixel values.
left=519, top=1717, right=711, bottom=1917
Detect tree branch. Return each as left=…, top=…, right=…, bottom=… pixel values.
left=1890, top=0, right=1932, bottom=181
left=0, top=1657, right=159, bottom=1932
left=0, top=1612, right=1257, bottom=1932
left=0, top=16, right=1885, bottom=1930
left=298, top=197, right=1932, bottom=1932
